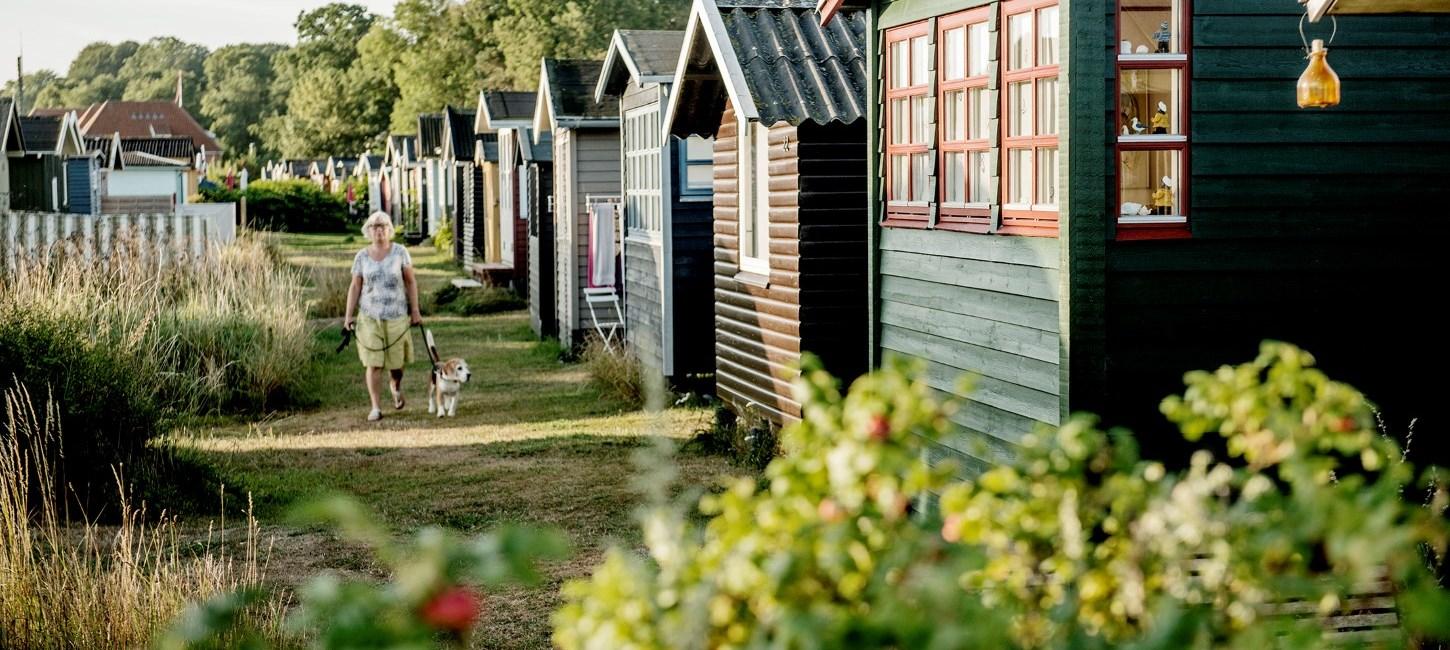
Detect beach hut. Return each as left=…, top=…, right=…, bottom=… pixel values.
left=664, top=0, right=871, bottom=426
left=383, top=135, right=419, bottom=230
left=534, top=59, right=622, bottom=350
left=515, top=128, right=557, bottom=338
left=10, top=111, right=86, bottom=212
left=417, top=113, right=448, bottom=237
left=597, top=29, right=716, bottom=388
left=849, top=0, right=1450, bottom=467
left=475, top=91, right=538, bottom=283
left=441, top=106, right=477, bottom=263
left=0, top=98, right=22, bottom=212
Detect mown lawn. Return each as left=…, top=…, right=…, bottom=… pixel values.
left=174, top=233, right=733, bottom=648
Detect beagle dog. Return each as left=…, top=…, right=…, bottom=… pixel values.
left=428, top=358, right=471, bottom=417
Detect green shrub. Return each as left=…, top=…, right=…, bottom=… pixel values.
left=432, top=220, right=453, bottom=254
left=580, top=336, right=645, bottom=408
left=690, top=405, right=777, bottom=472
left=429, top=284, right=525, bottom=317
left=200, top=180, right=348, bottom=233
left=553, top=344, right=1450, bottom=649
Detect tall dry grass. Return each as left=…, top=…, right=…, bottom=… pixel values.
left=0, top=385, right=286, bottom=649
left=0, top=231, right=314, bottom=414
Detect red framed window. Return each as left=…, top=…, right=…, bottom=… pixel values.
left=883, top=21, right=932, bottom=228
left=937, top=7, right=993, bottom=233
left=1000, top=0, right=1061, bottom=236
left=1115, top=0, right=1191, bottom=240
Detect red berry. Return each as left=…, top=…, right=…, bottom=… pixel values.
left=941, top=514, right=963, bottom=543
left=868, top=415, right=891, bottom=441
left=818, top=498, right=844, bottom=523
left=1333, top=416, right=1357, bottom=433
left=420, top=585, right=483, bottom=632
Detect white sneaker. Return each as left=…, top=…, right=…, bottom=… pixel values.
left=367, top=408, right=382, bottom=421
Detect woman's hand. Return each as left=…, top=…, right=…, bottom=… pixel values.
left=344, top=316, right=356, bottom=331
left=410, top=310, right=423, bottom=326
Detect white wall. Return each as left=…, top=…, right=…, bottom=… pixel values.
left=108, top=169, right=184, bottom=201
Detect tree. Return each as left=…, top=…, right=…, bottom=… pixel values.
left=486, top=0, right=689, bottom=90
left=2, top=70, right=63, bottom=114
left=118, top=37, right=210, bottom=116
left=201, top=44, right=287, bottom=156
left=388, top=0, right=494, bottom=133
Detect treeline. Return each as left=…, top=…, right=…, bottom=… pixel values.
left=1, top=0, right=688, bottom=161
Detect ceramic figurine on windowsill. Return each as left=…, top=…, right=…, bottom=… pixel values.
left=1152, top=176, right=1174, bottom=215
left=1153, top=21, right=1171, bottom=54
left=1151, top=101, right=1170, bottom=134
left=1130, top=117, right=1147, bottom=135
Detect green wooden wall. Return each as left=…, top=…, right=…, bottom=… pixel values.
left=1097, top=1, right=1450, bottom=463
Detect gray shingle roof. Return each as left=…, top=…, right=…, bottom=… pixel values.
left=620, top=30, right=686, bottom=77
left=389, top=135, right=417, bottom=164
left=670, top=1, right=866, bottom=136
left=120, top=137, right=196, bottom=160
left=543, top=59, right=618, bottom=123
left=483, top=91, right=537, bottom=122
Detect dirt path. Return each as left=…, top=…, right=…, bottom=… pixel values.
left=174, top=233, right=732, bottom=648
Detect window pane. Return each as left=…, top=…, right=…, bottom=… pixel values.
left=687, top=163, right=712, bottom=190
left=1009, top=81, right=1033, bottom=137
left=911, top=152, right=931, bottom=202
left=969, top=151, right=991, bottom=203
left=968, top=88, right=991, bottom=140
left=891, top=154, right=909, bottom=201
left=911, top=96, right=931, bottom=144
left=1038, top=6, right=1059, bottom=67
left=1118, top=149, right=1182, bottom=217
left=944, top=91, right=965, bottom=142
left=944, top=28, right=965, bottom=80
left=1009, top=148, right=1032, bottom=205
left=1036, top=147, right=1058, bottom=207
left=911, top=36, right=929, bottom=86
left=968, top=23, right=989, bottom=77
left=1037, top=77, right=1059, bottom=136
left=1008, top=13, right=1033, bottom=70
left=944, top=152, right=965, bottom=203
left=891, top=40, right=909, bottom=88
left=890, top=98, right=909, bottom=144
left=754, top=124, right=771, bottom=258
left=1118, top=68, right=1182, bottom=136
left=1120, top=0, right=1179, bottom=55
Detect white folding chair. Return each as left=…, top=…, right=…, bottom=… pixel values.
left=584, top=286, right=624, bottom=350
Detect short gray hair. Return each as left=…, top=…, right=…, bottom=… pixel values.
left=361, top=211, right=394, bottom=238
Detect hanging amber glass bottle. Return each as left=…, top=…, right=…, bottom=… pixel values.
left=1297, top=39, right=1341, bottom=108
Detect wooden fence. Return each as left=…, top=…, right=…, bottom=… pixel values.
left=0, top=205, right=237, bottom=274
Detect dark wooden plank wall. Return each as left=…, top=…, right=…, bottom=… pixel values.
left=1099, top=0, right=1450, bottom=463
left=669, top=135, right=717, bottom=384
left=530, top=161, right=558, bottom=338
left=795, top=121, right=871, bottom=393
left=8, top=156, right=63, bottom=212
left=714, top=100, right=806, bottom=425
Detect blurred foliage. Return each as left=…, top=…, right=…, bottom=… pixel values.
left=554, top=343, right=1450, bottom=649
left=160, top=495, right=567, bottom=648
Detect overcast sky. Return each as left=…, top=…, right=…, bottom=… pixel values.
left=1, top=0, right=400, bottom=84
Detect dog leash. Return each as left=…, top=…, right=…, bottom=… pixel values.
left=336, top=321, right=437, bottom=371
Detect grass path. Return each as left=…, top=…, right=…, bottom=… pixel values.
left=175, top=233, right=732, bottom=648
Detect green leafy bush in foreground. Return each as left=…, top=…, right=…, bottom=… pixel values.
left=553, top=343, right=1450, bottom=649
left=161, top=497, right=566, bottom=649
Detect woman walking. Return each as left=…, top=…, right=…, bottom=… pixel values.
left=344, top=211, right=423, bottom=421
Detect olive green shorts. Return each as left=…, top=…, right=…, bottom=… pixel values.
left=355, top=314, right=415, bottom=370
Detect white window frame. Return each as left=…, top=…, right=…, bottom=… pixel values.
left=737, top=118, right=770, bottom=276
left=679, top=134, right=714, bottom=200
left=624, top=105, right=663, bottom=237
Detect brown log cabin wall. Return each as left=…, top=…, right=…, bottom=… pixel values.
left=713, top=100, right=869, bottom=427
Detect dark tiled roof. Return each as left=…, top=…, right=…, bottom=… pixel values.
left=620, top=30, right=686, bottom=77
left=473, top=133, right=499, bottom=163
left=359, top=153, right=383, bottom=170
left=19, top=115, right=61, bottom=153
left=120, top=137, right=196, bottom=160
left=482, top=91, right=537, bottom=122
left=389, top=135, right=417, bottom=164
left=418, top=113, right=445, bottom=158
left=520, top=128, right=553, bottom=163
left=86, top=136, right=113, bottom=158
left=286, top=160, right=316, bottom=177
left=671, top=2, right=866, bottom=135
left=0, top=98, right=20, bottom=152
left=543, top=59, right=617, bottom=122
left=443, top=106, right=476, bottom=161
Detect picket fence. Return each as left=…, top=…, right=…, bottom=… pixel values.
left=0, top=205, right=237, bottom=274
